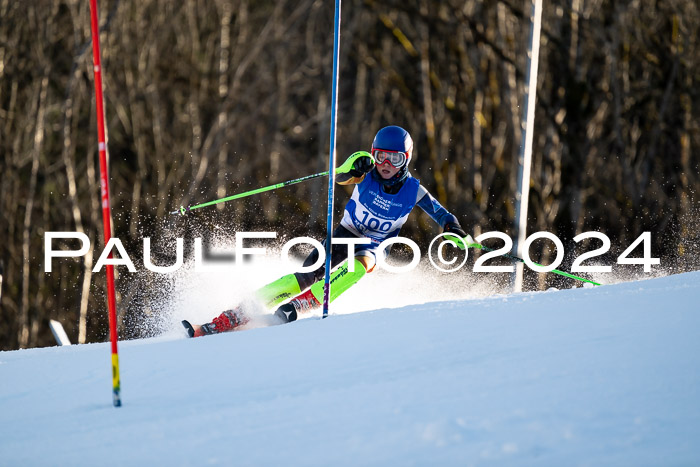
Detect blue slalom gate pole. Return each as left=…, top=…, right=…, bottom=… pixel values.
left=322, top=0, right=342, bottom=319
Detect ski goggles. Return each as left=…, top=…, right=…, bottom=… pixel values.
left=372, top=149, right=408, bottom=169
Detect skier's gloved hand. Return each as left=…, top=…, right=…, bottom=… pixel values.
left=336, top=151, right=375, bottom=184
left=443, top=222, right=475, bottom=250
left=350, top=153, right=375, bottom=177
left=444, top=222, right=467, bottom=238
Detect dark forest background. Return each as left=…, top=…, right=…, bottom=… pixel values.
left=1, top=0, right=698, bottom=350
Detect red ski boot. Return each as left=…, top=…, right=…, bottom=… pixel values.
left=182, top=308, right=249, bottom=338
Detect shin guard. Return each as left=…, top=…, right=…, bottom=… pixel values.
left=255, top=274, right=302, bottom=308
left=309, top=258, right=367, bottom=304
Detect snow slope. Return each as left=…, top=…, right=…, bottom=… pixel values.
left=1, top=271, right=699, bottom=466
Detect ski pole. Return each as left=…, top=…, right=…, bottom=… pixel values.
left=172, top=170, right=329, bottom=215
left=446, top=235, right=601, bottom=286
left=172, top=154, right=368, bottom=215
left=475, top=243, right=600, bottom=286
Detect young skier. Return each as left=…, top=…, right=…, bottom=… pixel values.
left=183, top=125, right=469, bottom=337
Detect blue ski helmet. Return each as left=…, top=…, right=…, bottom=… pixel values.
left=371, top=125, right=414, bottom=167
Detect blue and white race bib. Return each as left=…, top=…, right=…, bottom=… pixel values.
left=340, top=175, right=420, bottom=243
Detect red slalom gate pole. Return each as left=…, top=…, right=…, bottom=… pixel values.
left=89, top=0, right=121, bottom=407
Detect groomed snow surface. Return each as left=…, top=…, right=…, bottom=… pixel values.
left=1, top=270, right=699, bottom=466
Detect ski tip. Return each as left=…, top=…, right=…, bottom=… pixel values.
left=181, top=320, right=195, bottom=338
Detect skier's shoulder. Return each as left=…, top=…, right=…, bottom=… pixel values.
left=414, top=181, right=447, bottom=209
left=396, top=173, right=424, bottom=200
left=398, top=174, right=421, bottom=207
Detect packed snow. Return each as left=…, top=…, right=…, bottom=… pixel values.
left=1, top=269, right=699, bottom=466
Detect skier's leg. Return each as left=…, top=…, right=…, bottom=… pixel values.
left=292, top=224, right=362, bottom=290
left=184, top=275, right=300, bottom=337
left=186, top=226, right=367, bottom=336
left=275, top=256, right=370, bottom=323
left=308, top=256, right=369, bottom=304
left=256, top=225, right=362, bottom=308
left=255, top=274, right=303, bottom=309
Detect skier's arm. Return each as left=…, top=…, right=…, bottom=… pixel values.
left=416, top=186, right=473, bottom=249
left=336, top=151, right=375, bottom=185
left=415, top=185, right=459, bottom=227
